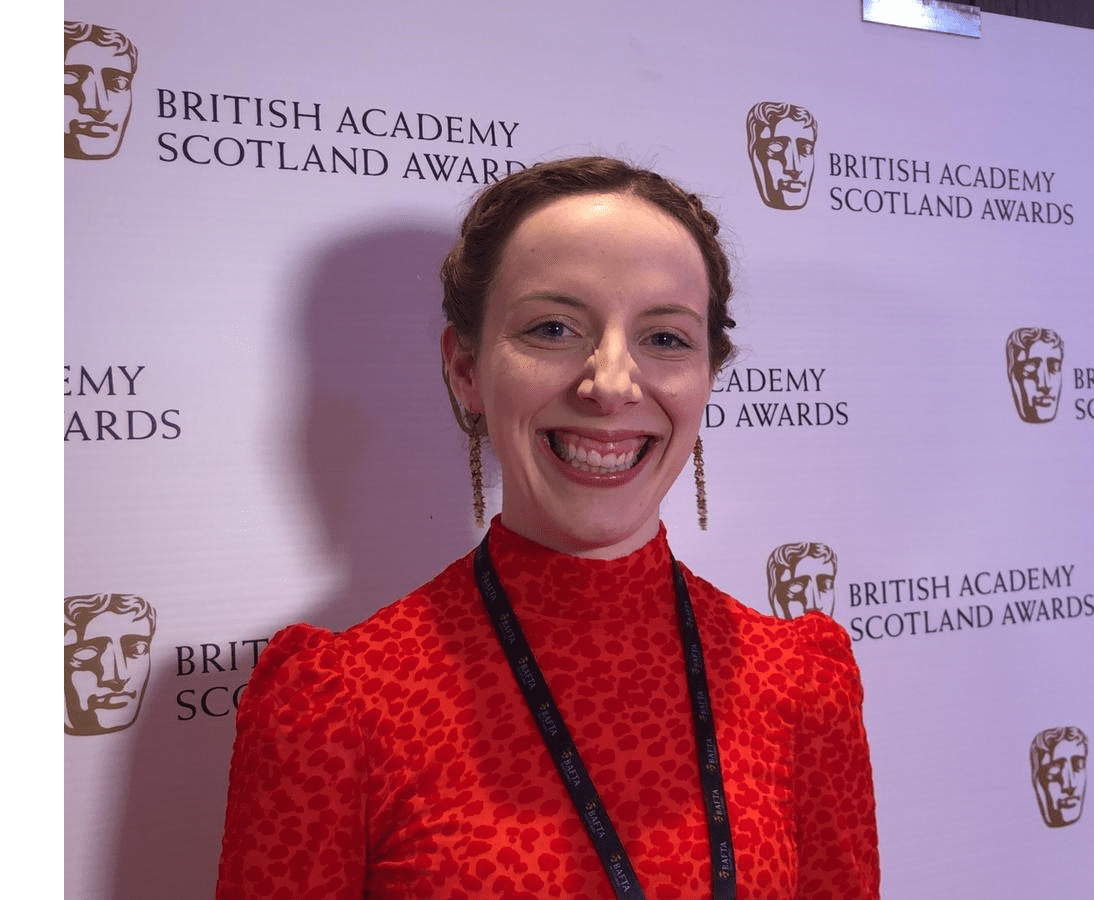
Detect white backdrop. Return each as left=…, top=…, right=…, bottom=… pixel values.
left=65, top=3, right=1093, bottom=898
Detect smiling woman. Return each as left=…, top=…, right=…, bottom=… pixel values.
left=442, top=192, right=714, bottom=558
left=216, top=157, right=881, bottom=900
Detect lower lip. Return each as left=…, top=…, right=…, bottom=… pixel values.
left=539, top=433, right=654, bottom=487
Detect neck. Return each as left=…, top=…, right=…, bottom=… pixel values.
left=496, top=512, right=660, bottom=560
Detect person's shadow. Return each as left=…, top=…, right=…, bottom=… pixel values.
left=106, top=221, right=480, bottom=900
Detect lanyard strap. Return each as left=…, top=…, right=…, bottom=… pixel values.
left=474, top=539, right=736, bottom=899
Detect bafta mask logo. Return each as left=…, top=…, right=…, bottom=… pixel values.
left=766, top=542, right=837, bottom=620
left=1006, top=327, right=1064, bottom=423
left=64, top=21, right=138, bottom=160
left=1030, top=726, right=1088, bottom=827
left=65, top=593, right=156, bottom=735
left=746, top=101, right=818, bottom=210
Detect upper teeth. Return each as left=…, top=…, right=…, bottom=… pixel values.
left=555, top=438, right=641, bottom=474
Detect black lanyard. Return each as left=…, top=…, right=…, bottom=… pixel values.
left=474, top=538, right=736, bottom=899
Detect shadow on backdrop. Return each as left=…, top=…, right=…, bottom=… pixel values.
left=293, top=222, right=474, bottom=628
left=109, top=221, right=479, bottom=900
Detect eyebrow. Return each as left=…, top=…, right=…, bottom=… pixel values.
left=514, top=292, right=585, bottom=310
left=641, top=304, right=705, bottom=324
left=515, top=293, right=705, bottom=323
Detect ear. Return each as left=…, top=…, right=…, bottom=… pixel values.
left=441, top=325, right=483, bottom=414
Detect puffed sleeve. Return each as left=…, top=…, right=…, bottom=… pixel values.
left=216, top=624, right=369, bottom=900
left=792, top=613, right=880, bottom=900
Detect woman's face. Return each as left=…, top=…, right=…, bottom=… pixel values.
left=444, top=192, right=714, bottom=559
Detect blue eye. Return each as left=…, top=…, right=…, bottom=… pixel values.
left=648, top=332, right=688, bottom=349
left=531, top=321, right=570, bottom=339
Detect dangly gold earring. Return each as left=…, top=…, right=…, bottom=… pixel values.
left=469, top=414, right=485, bottom=528
left=693, top=435, right=708, bottom=531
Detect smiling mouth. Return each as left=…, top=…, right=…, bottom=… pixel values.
left=547, top=431, right=652, bottom=475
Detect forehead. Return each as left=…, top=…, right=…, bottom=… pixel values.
left=65, top=40, right=133, bottom=73
left=491, top=192, right=708, bottom=305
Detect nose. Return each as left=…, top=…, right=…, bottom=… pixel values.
left=1061, top=764, right=1076, bottom=793
left=576, top=330, right=641, bottom=411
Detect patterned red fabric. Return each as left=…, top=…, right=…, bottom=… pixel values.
left=217, top=519, right=879, bottom=899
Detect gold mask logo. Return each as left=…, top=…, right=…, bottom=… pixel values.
left=746, top=101, right=818, bottom=210
left=65, top=593, right=156, bottom=735
left=1030, top=726, right=1088, bottom=827
left=766, top=542, right=837, bottom=620
left=64, top=21, right=138, bottom=160
left=1006, top=328, right=1064, bottom=423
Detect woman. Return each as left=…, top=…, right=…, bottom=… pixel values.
left=217, top=158, right=880, bottom=899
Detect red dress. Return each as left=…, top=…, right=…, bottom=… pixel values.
left=216, top=521, right=879, bottom=899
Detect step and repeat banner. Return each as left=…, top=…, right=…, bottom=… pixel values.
left=65, top=3, right=1092, bottom=898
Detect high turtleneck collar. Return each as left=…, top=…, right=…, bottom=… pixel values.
left=483, top=515, right=676, bottom=622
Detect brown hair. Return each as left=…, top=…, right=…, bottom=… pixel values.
left=441, top=157, right=736, bottom=380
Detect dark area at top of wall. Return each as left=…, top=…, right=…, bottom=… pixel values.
left=977, top=0, right=1094, bottom=29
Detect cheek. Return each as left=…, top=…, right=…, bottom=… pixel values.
left=665, top=374, right=714, bottom=418
left=483, top=355, right=564, bottom=416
